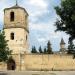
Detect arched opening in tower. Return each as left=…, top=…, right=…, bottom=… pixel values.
left=10, top=12, right=14, bottom=21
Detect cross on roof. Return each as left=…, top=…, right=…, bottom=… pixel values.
left=16, top=0, right=18, bottom=6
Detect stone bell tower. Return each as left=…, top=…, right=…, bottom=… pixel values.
left=4, top=3, right=29, bottom=54
left=60, top=38, right=66, bottom=53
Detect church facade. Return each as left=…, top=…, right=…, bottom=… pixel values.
left=0, top=4, right=75, bottom=71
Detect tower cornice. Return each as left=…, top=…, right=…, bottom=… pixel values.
left=4, top=26, right=29, bottom=33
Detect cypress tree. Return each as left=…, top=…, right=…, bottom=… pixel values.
left=31, top=46, right=37, bottom=53
left=39, top=46, right=43, bottom=53
left=46, top=41, right=53, bottom=54
left=44, top=48, right=47, bottom=54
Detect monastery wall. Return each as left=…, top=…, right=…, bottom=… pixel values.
left=0, top=54, right=75, bottom=71
left=22, top=54, right=75, bottom=71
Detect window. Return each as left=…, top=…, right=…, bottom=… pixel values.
left=10, top=33, right=14, bottom=40
left=10, top=12, right=14, bottom=21
left=25, top=15, right=27, bottom=25
left=26, top=35, right=27, bottom=40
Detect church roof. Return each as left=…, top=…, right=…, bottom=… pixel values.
left=60, top=38, right=65, bottom=45
left=4, top=4, right=28, bottom=16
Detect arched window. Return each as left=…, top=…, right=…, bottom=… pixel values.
left=10, top=33, right=14, bottom=40
left=26, top=35, right=27, bottom=40
left=10, top=12, right=14, bottom=21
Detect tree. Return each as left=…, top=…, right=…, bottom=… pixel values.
left=68, top=41, right=75, bottom=54
left=46, top=41, right=53, bottom=54
left=44, top=48, right=47, bottom=54
left=31, top=46, right=37, bottom=53
left=0, top=30, right=11, bottom=62
left=55, top=0, right=75, bottom=54
left=55, top=0, right=75, bottom=42
left=39, top=46, right=43, bottom=53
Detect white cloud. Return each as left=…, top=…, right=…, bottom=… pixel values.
left=28, top=0, right=47, bottom=9
left=25, top=0, right=48, bottom=22
left=29, top=23, right=50, bottom=31
left=50, top=32, right=61, bottom=39
left=37, top=38, right=46, bottom=42
left=29, top=20, right=56, bottom=31
left=29, top=10, right=50, bottom=23
left=30, top=10, right=49, bottom=17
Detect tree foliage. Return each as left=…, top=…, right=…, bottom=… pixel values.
left=68, top=41, right=75, bottom=54
left=55, top=0, right=75, bottom=42
left=44, top=48, right=47, bottom=54
left=31, top=46, right=37, bottom=53
left=46, top=41, right=53, bottom=54
left=39, top=46, right=43, bottom=53
left=0, top=30, right=11, bottom=62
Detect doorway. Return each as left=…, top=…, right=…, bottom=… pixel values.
left=7, top=58, right=16, bottom=70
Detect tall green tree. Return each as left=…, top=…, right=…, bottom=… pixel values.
left=31, top=46, right=37, bottom=53
left=0, top=30, right=11, bottom=62
left=44, top=47, right=47, bottom=54
left=55, top=0, right=75, bottom=42
left=46, top=41, right=53, bottom=54
left=39, top=46, right=43, bottom=53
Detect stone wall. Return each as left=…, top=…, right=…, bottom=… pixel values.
left=0, top=54, right=75, bottom=71
left=23, top=54, right=75, bottom=71
left=4, top=28, right=29, bottom=54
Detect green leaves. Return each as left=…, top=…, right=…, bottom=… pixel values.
left=55, top=0, right=75, bottom=41
left=0, top=30, right=11, bottom=62
left=55, top=0, right=75, bottom=54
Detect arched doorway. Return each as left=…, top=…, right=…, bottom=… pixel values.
left=7, top=58, right=16, bottom=70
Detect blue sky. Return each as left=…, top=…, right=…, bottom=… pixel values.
left=0, top=0, right=69, bottom=51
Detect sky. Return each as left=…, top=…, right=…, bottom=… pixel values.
left=0, top=0, right=69, bottom=51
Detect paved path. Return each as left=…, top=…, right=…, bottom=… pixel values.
left=0, top=71, right=75, bottom=75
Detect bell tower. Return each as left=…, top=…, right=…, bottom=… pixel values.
left=4, top=3, right=29, bottom=54
left=60, top=38, right=66, bottom=53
